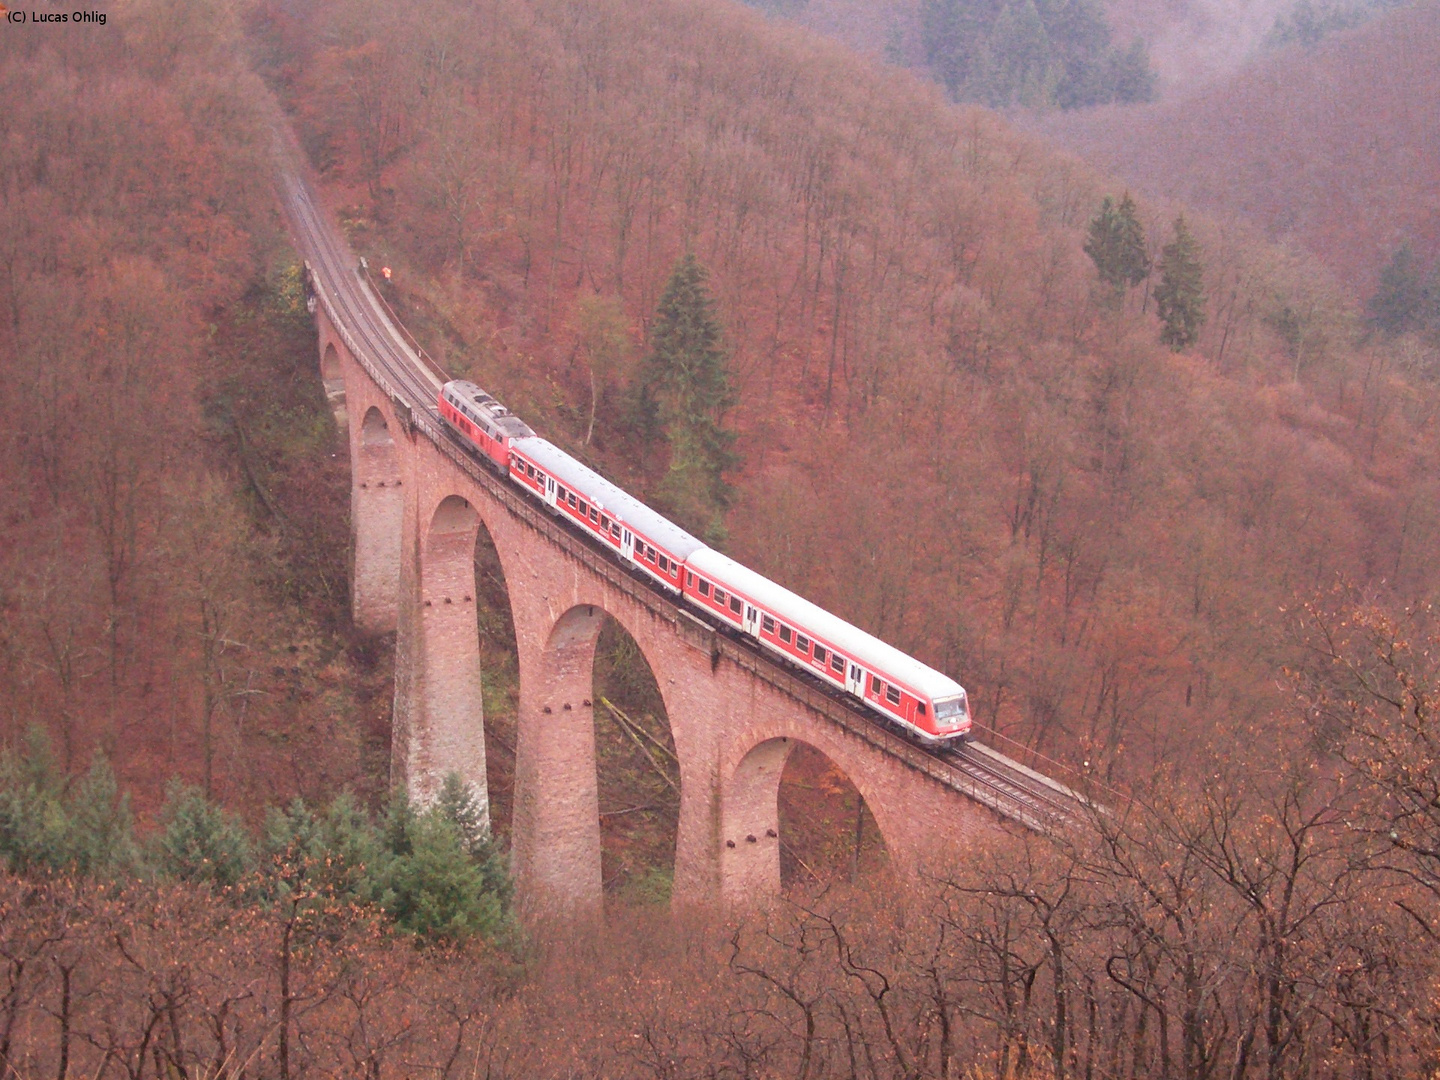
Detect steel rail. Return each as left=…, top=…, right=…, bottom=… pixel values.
left=277, top=170, right=1098, bottom=835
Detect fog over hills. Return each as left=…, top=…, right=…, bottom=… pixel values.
left=1035, top=0, right=1440, bottom=291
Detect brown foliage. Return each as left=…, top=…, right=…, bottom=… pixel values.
left=0, top=2, right=385, bottom=818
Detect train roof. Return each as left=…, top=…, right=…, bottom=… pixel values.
left=442, top=380, right=534, bottom=438
left=511, top=437, right=707, bottom=559
left=686, top=547, right=966, bottom=701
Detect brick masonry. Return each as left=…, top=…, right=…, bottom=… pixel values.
left=318, top=309, right=1000, bottom=910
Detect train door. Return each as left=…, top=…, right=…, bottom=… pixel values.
left=543, top=475, right=557, bottom=508
left=743, top=604, right=760, bottom=637
left=621, top=528, right=635, bottom=561
left=846, top=663, right=865, bottom=697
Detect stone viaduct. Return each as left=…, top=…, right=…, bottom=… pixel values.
left=313, top=294, right=1003, bottom=911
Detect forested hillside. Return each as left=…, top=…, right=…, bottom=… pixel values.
left=0, top=1, right=391, bottom=815
left=256, top=0, right=1440, bottom=784
left=1037, top=0, right=1440, bottom=293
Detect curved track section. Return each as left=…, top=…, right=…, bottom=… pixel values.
left=278, top=170, right=1098, bottom=835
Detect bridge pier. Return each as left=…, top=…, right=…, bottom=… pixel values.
left=352, top=407, right=404, bottom=633
left=510, top=603, right=605, bottom=910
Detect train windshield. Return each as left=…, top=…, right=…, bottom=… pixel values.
left=934, top=695, right=968, bottom=721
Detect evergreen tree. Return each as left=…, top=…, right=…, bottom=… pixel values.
left=922, top=0, right=1154, bottom=108
left=0, top=727, right=73, bottom=873
left=1154, top=215, right=1206, bottom=351
left=377, top=783, right=509, bottom=942
left=262, top=793, right=388, bottom=906
left=982, top=0, right=1058, bottom=107
left=434, top=772, right=488, bottom=854
left=1368, top=243, right=1430, bottom=335
left=638, top=253, right=738, bottom=540
left=154, top=781, right=252, bottom=887
left=66, top=752, right=140, bottom=876
left=1108, top=39, right=1158, bottom=104
left=433, top=773, right=513, bottom=911
left=383, top=811, right=504, bottom=940
left=0, top=731, right=138, bottom=876
left=1084, top=192, right=1149, bottom=297
left=920, top=0, right=999, bottom=96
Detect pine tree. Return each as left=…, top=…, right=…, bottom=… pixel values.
left=433, top=773, right=513, bottom=914
left=1154, top=215, right=1206, bottom=351
left=155, top=781, right=252, bottom=887
left=383, top=811, right=504, bottom=941
left=1084, top=192, right=1149, bottom=298
left=983, top=0, right=1057, bottom=107
left=434, top=772, right=488, bottom=855
left=638, top=253, right=738, bottom=540
left=0, top=726, right=71, bottom=873
left=67, top=751, right=139, bottom=876
left=1368, top=243, right=1429, bottom=335
left=0, top=731, right=138, bottom=876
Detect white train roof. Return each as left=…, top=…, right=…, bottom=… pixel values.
left=442, top=380, right=534, bottom=438
left=511, top=437, right=706, bottom=558
left=686, top=547, right=966, bottom=701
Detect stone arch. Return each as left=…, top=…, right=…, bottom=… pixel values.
left=721, top=732, right=895, bottom=905
left=508, top=589, right=706, bottom=911
left=320, top=341, right=346, bottom=428
left=592, top=615, right=680, bottom=903
left=360, top=404, right=394, bottom=449
left=321, top=341, right=342, bottom=382
left=352, top=406, right=403, bottom=632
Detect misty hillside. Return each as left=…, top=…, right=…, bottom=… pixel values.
left=1036, top=0, right=1440, bottom=291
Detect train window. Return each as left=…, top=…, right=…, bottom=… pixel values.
left=831, top=653, right=844, bottom=673
left=795, top=634, right=810, bottom=653
left=646, top=547, right=657, bottom=563
left=600, top=515, right=609, bottom=530
left=698, top=579, right=711, bottom=597
left=870, top=675, right=881, bottom=695
left=885, top=685, right=902, bottom=706
left=917, top=702, right=927, bottom=716
left=659, top=555, right=669, bottom=572
left=578, top=499, right=589, bottom=516
left=714, top=588, right=727, bottom=604
left=686, top=572, right=695, bottom=587
left=611, top=523, right=621, bottom=538
left=762, top=615, right=775, bottom=633
left=729, top=596, right=742, bottom=614
left=779, top=625, right=793, bottom=644
left=557, top=485, right=568, bottom=501
left=814, top=645, right=827, bottom=665
left=568, top=493, right=578, bottom=509
left=526, top=463, right=535, bottom=477
left=590, top=507, right=600, bottom=523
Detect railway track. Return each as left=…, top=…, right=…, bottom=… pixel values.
left=278, top=169, right=1098, bottom=835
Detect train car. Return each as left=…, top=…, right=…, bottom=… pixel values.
left=438, top=378, right=970, bottom=741
left=438, top=380, right=534, bottom=469
left=683, top=547, right=971, bottom=741
left=507, top=436, right=705, bottom=594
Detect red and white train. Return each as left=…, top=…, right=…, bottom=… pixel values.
left=439, top=379, right=972, bottom=741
